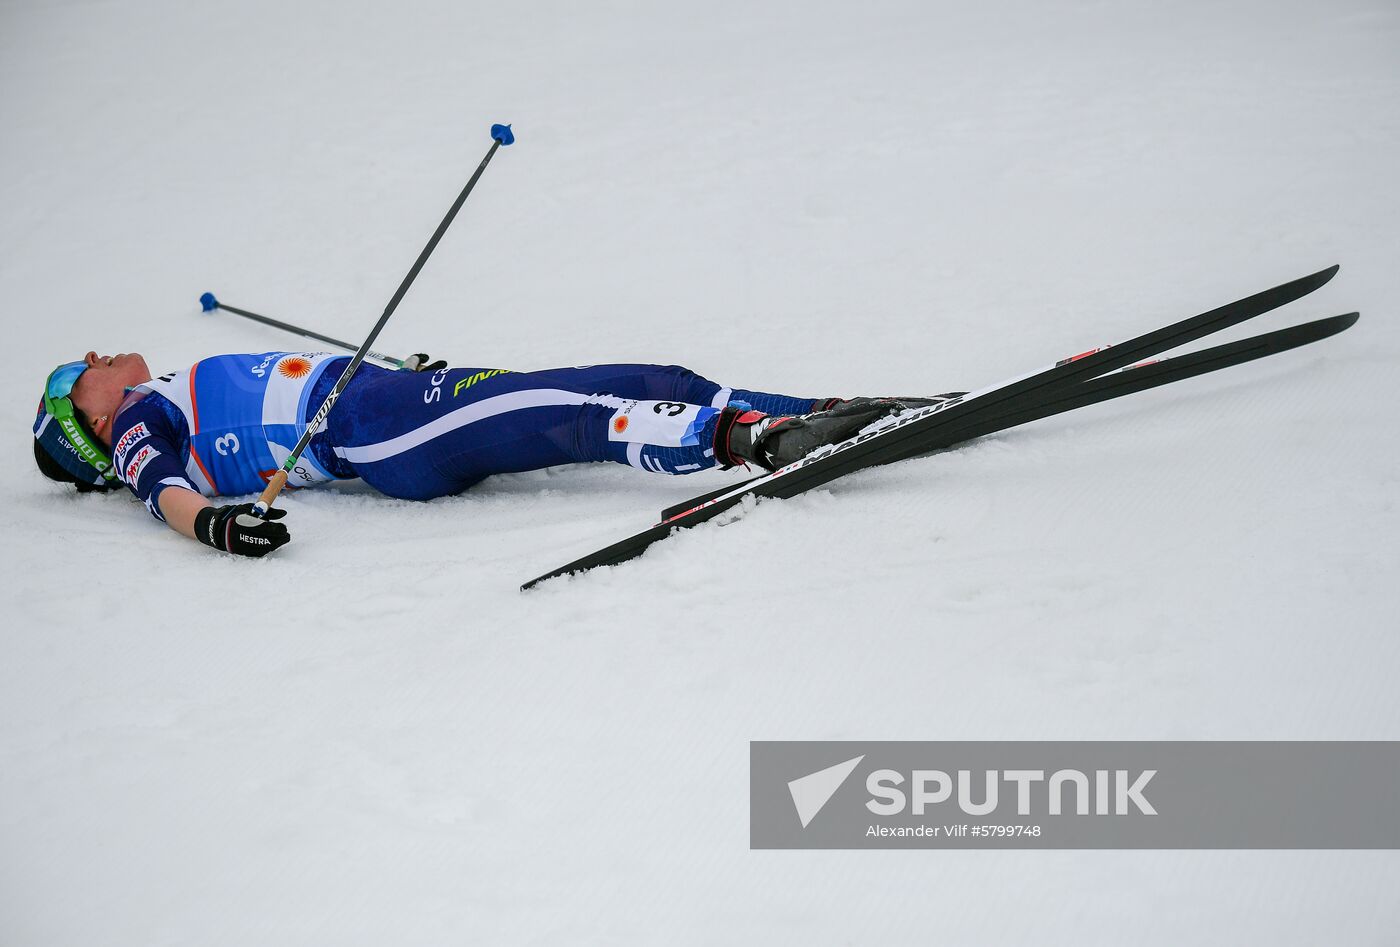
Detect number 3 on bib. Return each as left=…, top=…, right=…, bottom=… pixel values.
left=607, top=400, right=717, bottom=448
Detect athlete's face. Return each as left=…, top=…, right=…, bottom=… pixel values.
left=70, top=351, right=152, bottom=445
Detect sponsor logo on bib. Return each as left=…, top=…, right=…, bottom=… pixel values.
left=113, top=421, right=150, bottom=467
left=123, top=444, right=160, bottom=485
left=277, top=356, right=312, bottom=379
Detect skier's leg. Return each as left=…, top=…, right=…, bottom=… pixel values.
left=328, top=365, right=729, bottom=498
left=532, top=363, right=962, bottom=418
left=523, top=363, right=824, bottom=417
left=327, top=364, right=926, bottom=499
left=527, top=363, right=965, bottom=418
left=327, top=366, right=582, bottom=499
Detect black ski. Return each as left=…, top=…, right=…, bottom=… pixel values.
left=752, top=266, right=1340, bottom=504
left=522, top=267, right=1345, bottom=589
left=525, top=309, right=1355, bottom=590
left=921, top=311, right=1357, bottom=454
left=658, top=310, right=1358, bottom=520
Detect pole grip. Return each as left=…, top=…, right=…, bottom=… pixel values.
left=253, top=469, right=289, bottom=517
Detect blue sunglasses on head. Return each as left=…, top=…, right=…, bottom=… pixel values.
left=46, top=360, right=88, bottom=399
left=39, top=360, right=116, bottom=483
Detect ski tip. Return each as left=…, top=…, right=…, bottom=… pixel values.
left=521, top=568, right=562, bottom=591
left=491, top=123, right=514, bottom=146
left=1313, top=264, right=1341, bottom=286
left=1290, top=311, right=1359, bottom=346
left=198, top=292, right=218, bottom=312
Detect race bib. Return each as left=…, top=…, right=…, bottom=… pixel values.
left=606, top=400, right=716, bottom=448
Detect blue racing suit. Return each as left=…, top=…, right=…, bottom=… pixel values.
left=106, top=353, right=819, bottom=517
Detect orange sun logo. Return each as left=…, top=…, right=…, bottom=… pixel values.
left=277, top=356, right=312, bottom=379
left=613, top=416, right=629, bottom=435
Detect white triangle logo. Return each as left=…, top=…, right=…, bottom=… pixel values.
left=787, top=755, right=865, bottom=829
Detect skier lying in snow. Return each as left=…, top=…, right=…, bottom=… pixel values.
left=34, top=350, right=952, bottom=557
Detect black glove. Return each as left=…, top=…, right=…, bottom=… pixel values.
left=401, top=353, right=448, bottom=373
left=194, top=503, right=290, bottom=558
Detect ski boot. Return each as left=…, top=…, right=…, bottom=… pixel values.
left=713, top=399, right=902, bottom=472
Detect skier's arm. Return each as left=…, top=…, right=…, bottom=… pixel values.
left=111, top=397, right=291, bottom=557
left=156, top=484, right=209, bottom=540
left=155, top=483, right=290, bottom=556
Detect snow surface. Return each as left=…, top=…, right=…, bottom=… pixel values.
left=3, top=0, right=1399, bottom=943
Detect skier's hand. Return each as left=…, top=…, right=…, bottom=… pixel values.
left=401, top=353, right=448, bottom=373
left=194, top=503, right=291, bottom=558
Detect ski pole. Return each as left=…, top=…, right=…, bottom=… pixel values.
left=197, top=293, right=407, bottom=367
left=250, top=121, right=515, bottom=518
